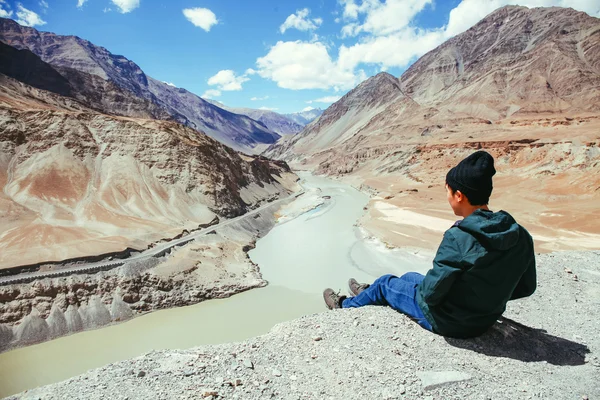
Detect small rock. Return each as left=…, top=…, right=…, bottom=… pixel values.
left=417, top=370, right=472, bottom=390
left=399, top=385, right=406, bottom=394
left=243, top=359, right=254, bottom=369
left=290, top=375, right=297, bottom=381
left=273, top=369, right=282, bottom=377
left=228, top=379, right=242, bottom=387
left=565, top=268, right=573, bottom=274
left=202, top=392, right=218, bottom=398
left=313, top=336, right=323, bottom=341
left=137, top=371, right=146, bottom=378
left=184, top=369, right=194, bottom=377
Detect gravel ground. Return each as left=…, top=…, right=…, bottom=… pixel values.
left=10, top=251, right=600, bottom=400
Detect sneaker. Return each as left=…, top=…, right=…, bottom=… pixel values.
left=348, top=278, right=370, bottom=296
left=323, top=288, right=346, bottom=310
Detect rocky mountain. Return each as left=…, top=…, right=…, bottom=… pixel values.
left=265, top=73, right=415, bottom=161
left=266, top=6, right=600, bottom=172
left=400, top=6, right=600, bottom=118
left=0, top=18, right=280, bottom=154
left=284, top=108, right=324, bottom=125
left=0, top=61, right=296, bottom=269
left=205, top=100, right=304, bottom=136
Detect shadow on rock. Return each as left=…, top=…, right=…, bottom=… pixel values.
left=445, top=317, right=590, bottom=366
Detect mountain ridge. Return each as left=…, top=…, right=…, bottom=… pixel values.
left=0, top=18, right=280, bottom=154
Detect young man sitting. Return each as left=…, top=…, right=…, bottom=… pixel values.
left=323, top=150, right=536, bottom=338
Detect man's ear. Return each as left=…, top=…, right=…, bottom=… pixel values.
left=455, top=190, right=465, bottom=203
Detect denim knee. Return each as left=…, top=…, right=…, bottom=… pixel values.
left=400, top=272, right=425, bottom=285
left=375, top=274, right=396, bottom=284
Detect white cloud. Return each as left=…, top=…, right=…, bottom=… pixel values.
left=202, top=89, right=222, bottom=99
left=183, top=7, right=218, bottom=32
left=39, top=0, right=48, bottom=11
left=0, top=1, right=12, bottom=18
left=103, top=7, right=111, bottom=12
left=302, top=106, right=316, bottom=112
left=77, top=0, right=87, bottom=8
left=251, top=96, right=270, bottom=101
left=256, top=40, right=363, bottom=90
left=307, top=96, right=342, bottom=104
left=162, top=81, right=176, bottom=87
left=15, top=4, right=46, bottom=26
left=111, top=0, right=140, bottom=14
left=338, top=0, right=380, bottom=20
left=280, top=8, right=323, bottom=34
left=207, top=70, right=250, bottom=91
left=259, top=107, right=278, bottom=111
left=339, top=0, right=433, bottom=38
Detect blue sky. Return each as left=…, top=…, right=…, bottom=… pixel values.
left=1, top=0, right=599, bottom=114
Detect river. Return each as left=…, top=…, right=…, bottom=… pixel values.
left=0, top=173, right=433, bottom=398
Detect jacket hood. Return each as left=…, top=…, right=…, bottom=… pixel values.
left=457, top=210, right=520, bottom=251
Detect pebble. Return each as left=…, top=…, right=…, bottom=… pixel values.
left=273, top=369, right=282, bottom=377
left=136, top=371, right=146, bottom=378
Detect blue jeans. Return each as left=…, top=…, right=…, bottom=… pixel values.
left=342, top=272, right=433, bottom=331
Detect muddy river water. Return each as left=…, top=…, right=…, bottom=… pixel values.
left=0, top=173, right=433, bottom=397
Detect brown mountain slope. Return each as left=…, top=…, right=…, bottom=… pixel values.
left=0, top=73, right=296, bottom=270
left=401, top=6, right=600, bottom=119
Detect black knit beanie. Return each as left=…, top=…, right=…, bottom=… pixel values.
left=445, top=150, right=496, bottom=205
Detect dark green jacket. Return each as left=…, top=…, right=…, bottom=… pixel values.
left=416, top=209, right=536, bottom=338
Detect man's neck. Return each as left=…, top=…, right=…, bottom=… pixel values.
left=461, top=205, right=490, bottom=218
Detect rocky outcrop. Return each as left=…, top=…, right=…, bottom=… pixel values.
left=46, top=305, right=69, bottom=339
left=64, top=305, right=83, bottom=333
left=110, top=294, right=133, bottom=322
left=0, top=18, right=280, bottom=153
left=14, top=308, right=50, bottom=345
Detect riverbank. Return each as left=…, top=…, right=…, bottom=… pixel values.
left=12, top=250, right=599, bottom=400
left=0, top=197, right=290, bottom=354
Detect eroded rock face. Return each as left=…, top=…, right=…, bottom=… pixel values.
left=0, top=324, right=13, bottom=352
left=110, top=294, right=133, bottom=322
left=14, top=308, right=50, bottom=345
left=79, top=296, right=113, bottom=330
left=47, top=305, right=69, bottom=339
left=64, top=305, right=84, bottom=333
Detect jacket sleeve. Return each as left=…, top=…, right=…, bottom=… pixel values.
left=419, top=230, right=465, bottom=306
left=510, top=235, right=537, bottom=300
